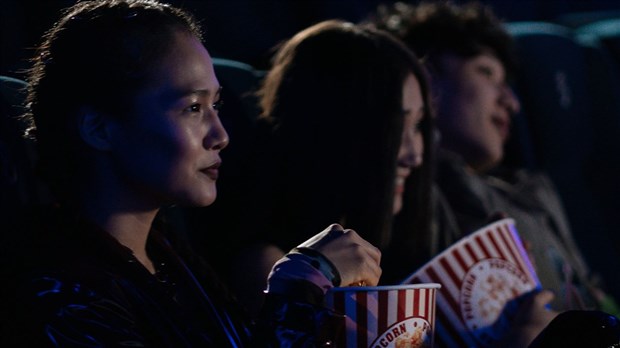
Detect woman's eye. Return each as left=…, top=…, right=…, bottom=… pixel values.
left=185, top=103, right=202, bottom=113
left=212, top=99, right=224, bottom=111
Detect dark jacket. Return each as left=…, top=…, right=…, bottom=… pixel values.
left=1, top=206, right=343, bottom=347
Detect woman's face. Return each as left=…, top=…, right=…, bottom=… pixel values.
left=107, top=30, right=228, bottom=208
left=393, top=73, right=425, bottom=215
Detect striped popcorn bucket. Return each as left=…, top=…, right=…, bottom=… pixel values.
left=326, top=283, right=441, bottom=348
left=402, top=218, right=540, bottom=348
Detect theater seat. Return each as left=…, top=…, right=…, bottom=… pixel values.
left=554, top=10, right=620, bottom=29
left=505, top=21, right=620, bottom=299
left=573, top=19, right=620, bottom=297
left=0, top=76, right=52, bottom=230
left=573, top=17, right=620, bottom=159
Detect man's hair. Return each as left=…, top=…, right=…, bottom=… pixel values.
left=368, top=0, right=517, bottom=77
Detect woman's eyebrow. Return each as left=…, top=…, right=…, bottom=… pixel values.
left=163, top=85, right=222, bottom=101
left=197, top=85, right=223, bottom=96
left=188, top=85, right=222, bottom=97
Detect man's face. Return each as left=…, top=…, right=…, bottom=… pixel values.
left=434, top=52, right=520, bottom=173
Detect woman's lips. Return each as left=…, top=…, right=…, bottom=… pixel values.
left=200, top=161, right=221, bottom=180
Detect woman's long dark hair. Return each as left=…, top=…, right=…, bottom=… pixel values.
left=254, top=20, right=434, bottom=260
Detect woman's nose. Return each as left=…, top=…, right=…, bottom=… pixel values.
left=204, top=113, right=229, bottom=150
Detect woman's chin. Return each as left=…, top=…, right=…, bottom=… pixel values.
left=392, top=196, right=403, bottom=215
left=178, top=189, right=218, bottom=208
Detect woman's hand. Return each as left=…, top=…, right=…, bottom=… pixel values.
left=297, top=224, right=382, bottom=287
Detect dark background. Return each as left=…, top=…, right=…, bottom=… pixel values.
left=3, top=0, right=620, bottom=77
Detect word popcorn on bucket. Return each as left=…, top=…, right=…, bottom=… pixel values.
left=326, top=283, right=441, bottom=348
left=402, top=218, right=540, bottom=348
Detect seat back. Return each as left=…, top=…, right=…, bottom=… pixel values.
left=0, top=76, right=52, bottom=227
left=573, top=19, right=620, bottom=297
left=506, top=21, right=620, bottom=298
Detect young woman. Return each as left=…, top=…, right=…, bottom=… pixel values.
left=220, top=19, right=435, bottom=317
left=256, top=20, right=434, bottom=253
left=1, top=1, right=381, bottom=346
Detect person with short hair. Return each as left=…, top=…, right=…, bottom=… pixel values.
left=367, top=1, right=619, bottom=346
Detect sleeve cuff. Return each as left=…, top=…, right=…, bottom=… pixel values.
left=266, top=252, right=335, bottom=296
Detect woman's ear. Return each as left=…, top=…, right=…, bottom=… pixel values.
left=77, top=108, right=112, bottom=151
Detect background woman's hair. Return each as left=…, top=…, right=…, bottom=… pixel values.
left=254, top=20, right=434, bottom=252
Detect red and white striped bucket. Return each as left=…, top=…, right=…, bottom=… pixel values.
left=326, top=283, right=441, bottom=348
left=402, top=218, right=540, bottom=347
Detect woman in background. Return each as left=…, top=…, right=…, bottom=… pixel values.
left=222, top=19, right=435, bottom=317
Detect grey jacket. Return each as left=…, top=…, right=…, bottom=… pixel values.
left=433, top=150, right=601, bottom=312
